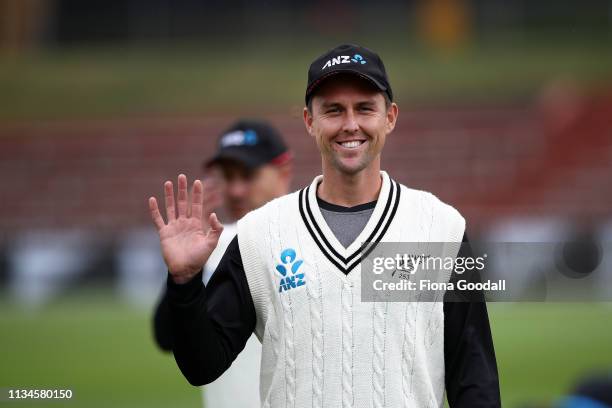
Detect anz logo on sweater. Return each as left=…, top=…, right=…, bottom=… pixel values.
left=275, top=248, right=306, bottom=293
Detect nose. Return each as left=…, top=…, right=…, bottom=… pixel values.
left=341, top=109, right=359, bottom=134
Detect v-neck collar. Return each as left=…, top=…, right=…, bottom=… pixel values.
left=298, top=171, right=401, bottom=275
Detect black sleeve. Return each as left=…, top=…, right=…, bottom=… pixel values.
left=165, top=236, right=257, bottom=386
left=444, top=233, right=501, bottom=407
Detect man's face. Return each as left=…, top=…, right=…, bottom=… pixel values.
left=210, top=161, right=289, bottom=220
left=304, top=75, right=398, bottom=176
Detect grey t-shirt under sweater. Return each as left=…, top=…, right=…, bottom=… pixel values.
left=317, top=197, right=376, bottom=248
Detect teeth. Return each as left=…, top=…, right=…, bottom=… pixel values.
left=340, top=141, right=362, bottom=148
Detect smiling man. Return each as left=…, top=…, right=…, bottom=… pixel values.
left=148, top=44, right=500, bottom=407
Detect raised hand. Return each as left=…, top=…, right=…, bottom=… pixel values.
left=149, top=174, right=224, bottom=284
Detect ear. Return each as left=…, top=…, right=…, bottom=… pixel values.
left=386, top=102, right=399, bottom=133
left=303, top=106, right=314, bottom=137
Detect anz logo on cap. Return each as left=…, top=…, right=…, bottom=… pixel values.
left=321, top=54, right=366, bottom=70
left=220, top=130, right=258, bottom=148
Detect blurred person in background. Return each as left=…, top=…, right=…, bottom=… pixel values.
left=152, top=119, right=293, bottom=408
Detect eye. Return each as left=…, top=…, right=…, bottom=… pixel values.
left=325, top=107, right=340, bottom=114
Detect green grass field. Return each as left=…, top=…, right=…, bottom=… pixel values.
left=1, top=294, right=611, bottom=407
left=0, top=293, right=201, bottom=408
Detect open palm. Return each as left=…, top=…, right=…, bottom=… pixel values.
left=149, top=174, right=223, bottom=284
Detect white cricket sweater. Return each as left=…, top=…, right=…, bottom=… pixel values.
left=237, top=171, right=465, bottom=408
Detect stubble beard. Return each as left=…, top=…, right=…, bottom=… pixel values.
left=327, top=141, right=376, bottom=175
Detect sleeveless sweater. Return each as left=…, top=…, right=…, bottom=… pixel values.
left=237, top=171, right=465, bottom=408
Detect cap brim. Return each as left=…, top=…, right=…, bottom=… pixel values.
left=204, top=150, right=263, bottom=170
left=306, top=68, right=388, bottom=103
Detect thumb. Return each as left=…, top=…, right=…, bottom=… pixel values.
left=207, top=212, right=224, bottom=240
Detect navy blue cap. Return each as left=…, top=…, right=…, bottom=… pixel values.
left=205, top=120, right=290, bottom=170
left=305, top=44, right=393, bottom=104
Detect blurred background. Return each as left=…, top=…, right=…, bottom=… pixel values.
left=1, top=0, right=611, bottom=407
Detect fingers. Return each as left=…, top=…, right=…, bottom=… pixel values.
left=148, top=197, right=165, bottom=231
left=161, top=174, right=201, bottom=223
left=177, top=174, right=188, bottom=217
left=164, top=181, right=176, bottom=222
left=191, top=179, right=203, bottom=220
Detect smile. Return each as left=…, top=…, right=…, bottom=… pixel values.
left=336, top=140, right=366, bottom=149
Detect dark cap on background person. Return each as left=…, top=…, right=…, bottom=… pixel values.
left=204, top=119, right=291, bottom=170
left=305, top=43, right=393, bottom=105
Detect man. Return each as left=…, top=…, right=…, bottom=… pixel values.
left=152, top=119, right=292, bottom=408
left=149, top=44, right=500, bottom=407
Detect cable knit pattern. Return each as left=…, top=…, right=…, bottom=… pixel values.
left=309, top=275, right=324, bottom=408
left=267, top=217, right=281, bottom=360
left=310, top=297, right=324, bottom=408
left=297, top=223, right=325, bottom=408
left=282, top=293, right=296, bottom=408
left=270, top=201, right=288, bottom=407
left=341, top=285, right=353, bottom=408
left=425, top=302, right=443, bottom=349
left=272, top=204, right=296, bottom=408
left=372, top=301, right=387, bottom=408
left=402, top=299, right=418, bottom=404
